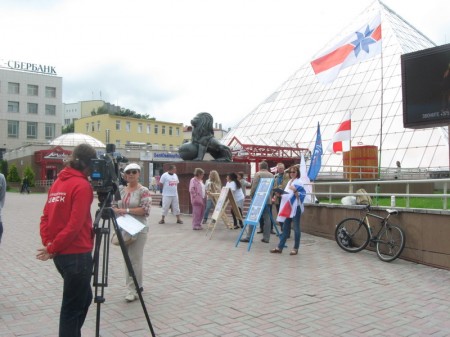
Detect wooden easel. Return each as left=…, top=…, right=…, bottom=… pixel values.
left=205, top=187, right=242, bottom=239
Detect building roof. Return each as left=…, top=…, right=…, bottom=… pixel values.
left=222, top=2, right=449, bottom=170
left=50, top=133, right=106, bottom=148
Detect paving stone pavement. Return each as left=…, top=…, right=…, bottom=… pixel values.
left=1, top=191, right=450, bottom=337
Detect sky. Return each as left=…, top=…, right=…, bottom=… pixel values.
left=1, top=0, right=449, bottom=130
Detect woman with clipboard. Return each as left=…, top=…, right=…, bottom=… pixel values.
left=113, top=163, right=152, bottom=302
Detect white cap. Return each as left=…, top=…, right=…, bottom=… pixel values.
left=124, top=163, right=141, bottom=172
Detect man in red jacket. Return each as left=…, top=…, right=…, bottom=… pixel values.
left=37, top=143, right=97, bottom=337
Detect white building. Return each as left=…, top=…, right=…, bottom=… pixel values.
left=0, top=60, right=62, bottom=156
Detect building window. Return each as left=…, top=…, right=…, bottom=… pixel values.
left=45, top=86, right=56, bottom=98
left=97, top=121, right=101, bottom=131
left=162, top=144, right=166, bottom=150
left=27, top=84, right=38, bottom=96
left=8, top=101, right=19, bottom=113
left=176, top=127, right=180, bottom=136
left=138, top=123, right=143, bottom=133
left=162, top=126, right=166, bottom=135
left=27, top=103, right=38, bottom=114
left=86, top=123, right=89, bottom=133
left=116, top=120, right=121, bottom=130
left=45, top=123, right=55, bottom=140
left=126, top=121, right=131, bottom=132
left=91, top=122, right=95, bottom=132
left=27, top=122, right=38, bottom=139
left=8, top=82, right=19, bottom=94
left=115, top=140, right=121, bottom=148
left=146, top=124, right=151, bottom=134
left=169, top=126, right=173, bottom=136
left=154, top=125, right=158, bottom=134
left=64, top=119, right=70, bottom=125
left=169, top=144, right=174, bottom=151
left=45, top=104, right=56, bottom=115
left=8, top=120, right=19, bottom=138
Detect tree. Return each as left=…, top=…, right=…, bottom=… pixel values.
left=62, top=123, right=74, bottom=134
left=7, top=164, right=21, bottom=183
left=23, top=165, right=36, bottom=187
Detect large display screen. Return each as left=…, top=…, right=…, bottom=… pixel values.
left=401, top=43, right=450, bottom=129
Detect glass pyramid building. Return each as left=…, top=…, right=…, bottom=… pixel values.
left=222, top=1, right=449, bottom=171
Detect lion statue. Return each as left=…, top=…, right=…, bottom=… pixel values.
left=178, top=112, right=232, bottom=162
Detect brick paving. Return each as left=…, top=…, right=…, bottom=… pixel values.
left=1, top=191, right=450, bottom=337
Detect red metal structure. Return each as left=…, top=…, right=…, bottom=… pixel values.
left=227, top=136, right=310, bottom=171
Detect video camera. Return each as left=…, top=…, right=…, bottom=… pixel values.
left=90, top=144, right=128, bottom=197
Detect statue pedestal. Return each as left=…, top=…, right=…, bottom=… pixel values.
left=163, top=162, right=250, bottom=214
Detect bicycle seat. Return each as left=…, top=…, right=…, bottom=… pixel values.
left=386, top=209, right=398, bottom=215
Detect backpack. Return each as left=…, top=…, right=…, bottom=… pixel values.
left=356, top=188, right=372, bottom=205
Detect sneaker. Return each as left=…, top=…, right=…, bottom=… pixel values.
left=125, top=294, right=137, bottom=302
left=261, top=239, right=269, bottom=243
left=240, top=238, right=250, bottom=242
left=202, top=219, right=207, bottom=224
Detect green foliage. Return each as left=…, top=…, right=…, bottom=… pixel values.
left=7, top=164, right=21, bottom=182
left=326, top=196, right=447, bottom=210
left=23, top=166, right=35, bottom=187
left=62, top=123, right=75, bottom=134
left=94, top=104, right=152, bottom=120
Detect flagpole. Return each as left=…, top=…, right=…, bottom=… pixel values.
left=378, top=10, right=384, bottom=180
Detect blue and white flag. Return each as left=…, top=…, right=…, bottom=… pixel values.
left=308, top=122, right=323, bottom=181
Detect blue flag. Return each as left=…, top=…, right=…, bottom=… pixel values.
left=308, top=122, right=323, bottom=181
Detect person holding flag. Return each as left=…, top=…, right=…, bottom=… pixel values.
left=270, top=165, right=306, bottom=256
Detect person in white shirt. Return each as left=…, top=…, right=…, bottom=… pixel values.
left=159, top=165, right=183, bottom=224
left=225, top=172, right=245, bottom=229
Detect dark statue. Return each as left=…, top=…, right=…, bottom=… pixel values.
left=178, top=112, right=232, bottom=162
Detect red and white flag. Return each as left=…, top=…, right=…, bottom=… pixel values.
left=311, top=13, right=382, bottom=84
left=327, top=112, right=351, bottom=153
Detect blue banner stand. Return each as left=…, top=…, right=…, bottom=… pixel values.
left=235, top=178, right=279, bottom=251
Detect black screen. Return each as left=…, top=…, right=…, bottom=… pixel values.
left=401, top=43, right=450, bottom=129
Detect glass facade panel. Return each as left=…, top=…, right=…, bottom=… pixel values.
left=27, top=103, right=38, bottom=114
left=45, top=105, right=56, bottom=115
left=45, top=123, right=55, bottom=140
left=27, top=122, right=38, bottom=139
left=27, top=84, right=38, bottom=96
left=8, top=120, right=19, bottom=138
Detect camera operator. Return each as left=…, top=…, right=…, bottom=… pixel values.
left=36, top=143, right=97, bottom=337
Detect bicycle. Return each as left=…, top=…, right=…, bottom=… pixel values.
left=334, top=204, right=406, bottom=262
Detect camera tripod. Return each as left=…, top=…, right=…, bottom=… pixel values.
left=92, top=190, right=155, bottom=337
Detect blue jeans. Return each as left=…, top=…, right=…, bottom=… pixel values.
left=203, top=198, right=214, bottom=220
left=53, top=252, right=93, bottom=337
left=277, top=206, right=302, bottom=250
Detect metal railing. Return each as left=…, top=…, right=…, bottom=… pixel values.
left=309, top=178, right=449, bottom=210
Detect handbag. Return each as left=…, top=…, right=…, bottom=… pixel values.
left=111, top=230, right=137, bottom=246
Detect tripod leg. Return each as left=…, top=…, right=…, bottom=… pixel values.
left=110, top=209, right=156, bottom=337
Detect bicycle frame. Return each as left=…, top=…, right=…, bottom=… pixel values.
left=361, top=206, right=397, bottom=243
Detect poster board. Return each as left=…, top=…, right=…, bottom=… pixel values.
left=245, top=178, right=274, bottom=226
left=211, top=187, right=242, bottom=222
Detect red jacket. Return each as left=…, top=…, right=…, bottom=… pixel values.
left=40, top=167, right=94, bottom=255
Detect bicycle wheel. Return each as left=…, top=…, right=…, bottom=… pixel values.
left=335, top=218, right=370, bottom=253
left=376, top=223, right=405, bottom=262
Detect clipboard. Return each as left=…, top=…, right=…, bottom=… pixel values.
left=116, top=214, right=146, bottom=235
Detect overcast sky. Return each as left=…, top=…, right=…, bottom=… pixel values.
left=1, top=0, right=449, bottom=129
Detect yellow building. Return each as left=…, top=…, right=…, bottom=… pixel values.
left=74, top=114, right=184, bottom=150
